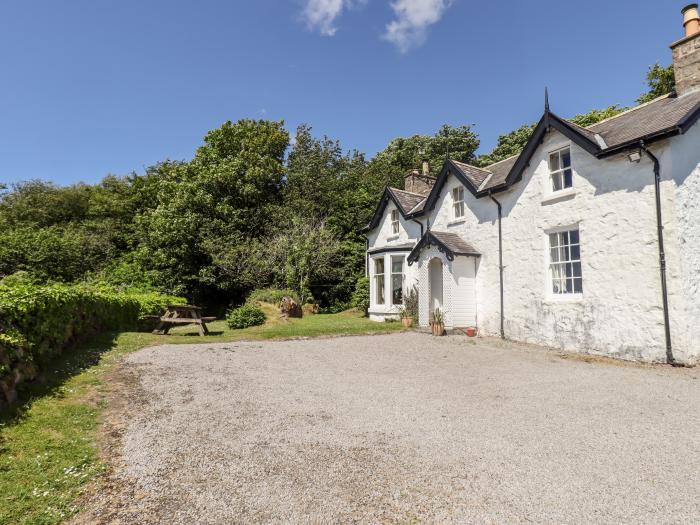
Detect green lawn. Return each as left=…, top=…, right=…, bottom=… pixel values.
left=0, top=309, right=405, bottom=524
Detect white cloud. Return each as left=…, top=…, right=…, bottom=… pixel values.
left=383, top=0, right=452, bottom=52
left=302, top=0, right=364, bottom=36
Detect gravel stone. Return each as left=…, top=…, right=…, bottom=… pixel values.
left=86, top=333, right=700, bottom=524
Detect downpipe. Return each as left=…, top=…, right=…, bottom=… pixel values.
left=639, top=141, right=677, bottom=366
left=489, top=192, right=505, bottom=339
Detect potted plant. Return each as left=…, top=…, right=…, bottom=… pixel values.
left=399, top=286, right=418, bottom=328
left=431, top=308, right=445, bottom=336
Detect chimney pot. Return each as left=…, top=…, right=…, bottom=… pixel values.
left=422, top=160, right=430, bottom=175
left=683, top=4, right=700, bottom=37
left=672, top=4, right=700, bottom=96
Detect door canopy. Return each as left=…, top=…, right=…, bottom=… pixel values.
left=407, top=230, right=480, bottom=266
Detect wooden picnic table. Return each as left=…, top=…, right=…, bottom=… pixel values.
left=152, top=304, right=216, bottom=336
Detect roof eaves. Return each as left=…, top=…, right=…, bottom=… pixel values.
left=677, top=99, right=700, bottom=132
left=595, top=126, right=684, bottom=158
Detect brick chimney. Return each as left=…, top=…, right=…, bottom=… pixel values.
left=671, top=4, right=700, bottom=96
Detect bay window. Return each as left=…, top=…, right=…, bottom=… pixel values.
left=374, top=258, right=385, bottom=305
left=391, top=256, right=404, bottom=305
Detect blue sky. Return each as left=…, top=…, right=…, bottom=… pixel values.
left=0, top=0, right=685, bottom=185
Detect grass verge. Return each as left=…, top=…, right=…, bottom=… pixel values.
left=0, top=309, right=405, bottom=524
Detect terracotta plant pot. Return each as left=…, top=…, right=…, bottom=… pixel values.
left=431, top=322, right=445, bottom=336
left=401, top=316, right=414, bottom=328
left=465, top=327, right=477, bottom=337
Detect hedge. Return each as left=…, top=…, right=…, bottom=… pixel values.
left=0, top=282, right=184, bottom=405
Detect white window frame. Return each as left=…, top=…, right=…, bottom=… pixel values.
left=390, top=209, right=400, bottom=235
left=373, top=257, right=386, bottom=305
left=547, top=228, right=583, bottom=296
left=548, top=146, right=573, bottom=193
left=390, top=255, right=405, bottom=306
left=452, top=186, right=465, bottom=219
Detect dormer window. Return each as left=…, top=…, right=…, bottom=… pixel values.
left=391, top=209, right=400, bottom=235
left=452, top=187, right=465, bottom=219
left=549, top=147, right=573, bottom=192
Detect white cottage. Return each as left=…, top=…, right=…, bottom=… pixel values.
left=362, top=5, right=700, bottom=365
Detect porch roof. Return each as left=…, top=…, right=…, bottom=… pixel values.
left=407, top=230, right=480, bottom=265
left=368, top=243, right=415, bottom=255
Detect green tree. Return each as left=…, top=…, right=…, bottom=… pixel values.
left=286, top=124, right=349, bottom=220
left=569, top=105, right=625, bottom=128
left=371, top=124, right=480, bottom=187
left=269, top=217, right=343, bottom=304
left=637, top=64, right=675, bottom=104
left=0, top=225, right=114, bottom=282
left=136, top=120, right=289, bottom=302
left=477, top=123, right=536, bottom=166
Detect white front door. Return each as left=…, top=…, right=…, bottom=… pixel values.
left=429, top=258, right=443, bottom=321
left=451, top=258, right=476, bottom=327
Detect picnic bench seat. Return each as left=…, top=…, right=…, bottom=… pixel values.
left=151, top=305, right=214, bottom=336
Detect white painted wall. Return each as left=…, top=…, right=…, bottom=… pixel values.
left=367, top=201, right=421, bottom=321
left=670, top=121, right=700, bottom=364
left=366, top=201, right=421, bottom=249
left=366, top=125, right=700, bottom=363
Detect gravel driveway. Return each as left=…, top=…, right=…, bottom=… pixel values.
left=79, top=333, right=700, bottom=524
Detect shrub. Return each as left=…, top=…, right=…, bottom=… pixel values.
left=226, top=304, right=267, bottom=329
left=246, top=288, right=299, bottom=306
left=320, top=301, right=351, bottom=314
left=399, top=286, right=418, bottom=318
left=351, top=276, right=370, bottom=316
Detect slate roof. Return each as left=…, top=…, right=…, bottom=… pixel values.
left=450, top=161, right=491, bottom=187
left=365, top=91, right=700, bottom=234
left=367, top=242, right=415, bottom=254
left=477, top=155, right=518, bottom=191
left=589, top=92, right=700, bottom=151
left=387, top=187, right=426, bottom=215
left=443, top=91, right=700, bottom=194
left=407, top=230, right=480, bottom=265
left=429, top=231, right=480, bottom=256
left=361, top=186, right=427, bottom=233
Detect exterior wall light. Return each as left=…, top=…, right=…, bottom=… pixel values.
left=628, top=151, right=642, bottom=163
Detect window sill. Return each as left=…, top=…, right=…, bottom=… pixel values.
left=368, top=306, right=401, bottom=314
left=447, top=219, right=466, bottom=227
left=543, top=293, right=584, bottom=304
left=542, top=188, right=576, bottom=205
left=386, top=235, right=400, bottom=242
